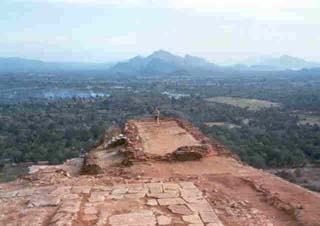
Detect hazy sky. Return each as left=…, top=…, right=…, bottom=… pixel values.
left=1, top=0, right=320, bottom=63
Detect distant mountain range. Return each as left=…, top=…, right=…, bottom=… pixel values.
left=235, top=55, right=320, bottom=71
left=108, top=51, right=320, bottom=75
left=108, top=50, right=220, bottom=76
left=0, top=57, right=113, bottom=73
left=1, top=51, right=319, bottom=75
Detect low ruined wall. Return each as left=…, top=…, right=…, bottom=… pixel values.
left=122, top=118, right=236, bottom=162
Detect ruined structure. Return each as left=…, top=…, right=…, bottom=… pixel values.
left=0, top=118, right=319, bottom=226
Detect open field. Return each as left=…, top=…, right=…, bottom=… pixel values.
left=206, top=97, right=280, bottom=110
left=204, top=122, right=240, bottom=129
left=298, top=114, right=320, bottom=126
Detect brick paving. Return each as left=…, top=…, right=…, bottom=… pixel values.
left=0, top=181, right=223, bottom=226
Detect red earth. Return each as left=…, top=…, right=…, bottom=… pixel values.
left=0, top=118, right=319, bottom=226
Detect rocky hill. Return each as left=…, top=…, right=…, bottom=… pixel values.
left=108, top=50, right=220, bottom=76
left=0, top=118, right=319, bottom=226
left=0, top=57, right=113, bottom=73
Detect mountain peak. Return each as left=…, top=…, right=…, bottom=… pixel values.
left=108, top=50, right=219, bottom=75
left=149, top=50, right=176, bottom=59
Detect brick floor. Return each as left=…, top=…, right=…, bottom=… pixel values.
left=0, top=181, right=224, bottom=226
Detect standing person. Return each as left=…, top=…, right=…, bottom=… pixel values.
left=154, top=107, right=160, bottom=124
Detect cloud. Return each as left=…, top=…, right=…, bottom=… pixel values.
left=168, top=0, right=318, bottom=11
left=24, top=0, right=152, bottom=5
left=167, top=0, right=320, bottom=22
left=103, top=32, right=137, bottom=46
left=24, top=0, right=320, bottom=10
left=25, top=0, right=320, bottom=10
left=23, top=0, right=320, bottom=22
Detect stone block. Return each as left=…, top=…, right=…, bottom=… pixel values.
left=187, top=202, right=213, bottom=212
left=111, top=188, right=128, bottom=195
left=146, top=183, right=163, bottom=193
left=207, top=223, right=224, bottom=226
left=180, top=182, right=198, bottom=190
left=157, top=215, right=172, bottom=225
left=109, top=211, right=156, bottom=226
left=0, top=191, right=18, bottom=198
left=147, top=192, right=179, bottom=199
left=158, top=198, right=185, bottom=205
left=182, top=214, right=203, bottom=224
left=124, top=193, right=146, bottom=199
left=108, top=194, right=124, bottom=200
left=58, top=200, right=81, bottom=213
left=28, top=195, right=60, bottom=208
left=71, top=186, right=91, bottom=194
left=147, top=199, right=158, bottom=206
left=84, top=206, right=98, bottom=215
left=163, top=183, right=180, bottom=191
left=17, top=189, right=35, bottom=197
left=89, top=191, right=106, bottom=202
left=49, top=212, right=75, bottom=226
left=168, top=204, right=193, bottom=215
left=83, top=214, right=98, bottom=222
left=199, top=211, right=221, bottom=223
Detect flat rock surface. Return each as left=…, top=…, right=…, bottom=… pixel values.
left=0, top=181, right=222, bottom=226
left=134, top=120, right=200, bottom=156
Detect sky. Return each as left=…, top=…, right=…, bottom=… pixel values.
left=1, top=0, right=320, bottom=63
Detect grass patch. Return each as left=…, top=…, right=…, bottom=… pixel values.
left=206, top=97, right=280, bottom=111
left=298, top=114, right=320, bottom=126
left=205, top=122, right=240, bottom=129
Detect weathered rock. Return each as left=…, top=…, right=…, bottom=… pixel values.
left=89, top=191, right=107, bottom=202
left=199, top=211, right=221, bottom=223
left=148, top=191, right=179, bottom=199
left=108, top=194, right=124, bottom=200
left=181, top=188, right=204, bottom=203
left=28, top=195, right=60, bottom=208
left=49, top=212, right=75, bottom=226
left=157, top=215, right=172, bottom=225
left=182, top=214, right=203, bottom=224
left=84, top=206, right=98, bottom=215
left=158, top=198, right=185, bottom=205
left=58, top=199, right=81, bottom=213
left=18, top=208, right=52, bottom=226
left=147, top=199, right=158, bottom=206
left=146, top=183, right=163, bottom=193
left=163, top=183, right=180, bottom=191
left=187, top=202, right=213, bottom=212
left=207, top=222, right=224, bottom=226
left=125, top=192, right=145, bottom=199
left=0, top=191, right=18, bottom=198
left=50, top=186, right=71, bottom=197
left=168, top=204, right=193, bottom=215
left=111, top=187, right=128, bottom=195
left=180, top=182, right=198, bottom=190
left=109, top=211, right=156, bottom=226
left=62, top=193, right=79, bottom=200
left=71, top=186, right=91, bottom=194
left=83, top=214, right=98, bottom=222
left=172, top=146, right=206, bottom=161
left=17, top=189, right=35, bottom=197
left=95, top=210, right=110, bottom=226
